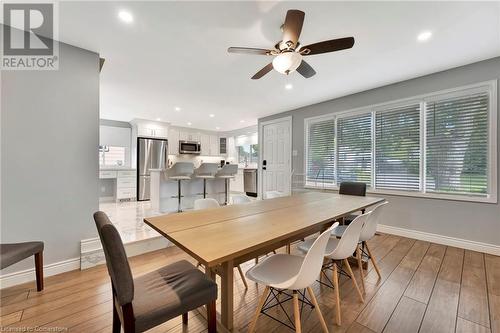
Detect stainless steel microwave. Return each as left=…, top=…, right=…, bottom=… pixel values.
left=179, top=140, right=201, bottom=154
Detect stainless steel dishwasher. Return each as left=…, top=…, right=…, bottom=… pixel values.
left=243, top=168, right=258, bottom=197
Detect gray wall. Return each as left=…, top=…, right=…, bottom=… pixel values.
left=260, top=57, right=500, bottom=246
left=1, top=39, right=100, bottom=273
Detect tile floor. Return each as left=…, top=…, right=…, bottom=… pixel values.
left=99, top=192, right=252, bottom=244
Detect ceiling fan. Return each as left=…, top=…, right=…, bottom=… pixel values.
left=228, top=9, right=355, bottom=79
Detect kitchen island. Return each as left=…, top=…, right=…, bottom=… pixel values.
left=150, top=169, right=228, bottom=213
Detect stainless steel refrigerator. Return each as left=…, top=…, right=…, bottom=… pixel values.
left=137, top=137, right=168, bottom=201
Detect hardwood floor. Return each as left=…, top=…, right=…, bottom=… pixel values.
left=1, top=234, right=499, bottom=333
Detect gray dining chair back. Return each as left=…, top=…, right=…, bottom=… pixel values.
left=339, top=182, right=366, bottom=196
left=94, top=211, right=134, bottom=305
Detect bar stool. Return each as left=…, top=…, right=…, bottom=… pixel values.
left=166, top=162, right=194, bottom=212
left=194, top=163, right=219, bottom=198
left=215, top=164, right=238, bottom=205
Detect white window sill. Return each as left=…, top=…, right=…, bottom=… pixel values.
left=303, top=184, right=498, bottom=204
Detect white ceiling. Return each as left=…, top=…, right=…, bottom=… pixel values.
left=57, top=1, right=500, bottom=131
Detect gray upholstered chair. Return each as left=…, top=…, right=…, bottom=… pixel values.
left=93, top=211, right=217, bottom=333
left=0, top=242, right=44, bottom=291
left=339, top=181, right=367, bottom=223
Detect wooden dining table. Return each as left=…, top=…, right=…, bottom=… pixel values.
left=144, top=191, right=385, bottom=332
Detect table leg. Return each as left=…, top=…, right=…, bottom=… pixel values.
left=221, top=260, right=234, bottom=331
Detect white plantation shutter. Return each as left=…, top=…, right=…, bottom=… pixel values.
left=306, top=118, right=335, bottom=185
left=375, top=105, right=421, bottom=191
left=425, top=92, right=489, bottom=195
left=337, top=113, right=372, bottom=185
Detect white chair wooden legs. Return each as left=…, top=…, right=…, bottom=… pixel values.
left=246, top=223, right=337, bottom=333
left=363, top=241, right=382, bottom=279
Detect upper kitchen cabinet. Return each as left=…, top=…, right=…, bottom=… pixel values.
left=131, top=119, right=169, bottom=139
left=219, top=137, right=227, bottom=155
left=179, top=130, right=200, bottom=142
left=168, top=127, right=179, bottom=155
left=209, top=135, right=219, bottom=156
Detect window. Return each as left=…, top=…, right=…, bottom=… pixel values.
left=337, top=113, right=372, bottom=185
left=306, top=117, right=335, bottom=185
left=238, top=144, right=259, bottom=165
left=304, top=81, right=496, bottom=202
left=425, top=92, right=489, bottom=195
left=375, top=104, right=421, bottom=191
left=99, top=146, right=126, bottom=167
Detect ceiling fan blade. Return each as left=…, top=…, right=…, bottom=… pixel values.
left=302, top=37, right=355, bottom=55
left=282, top=9, right=305, bottom=48
left=251, top=63, right=273, bottom=80
left=228, top=47, right=272, bottom=55
left=296, top=60, right=316, bottom=78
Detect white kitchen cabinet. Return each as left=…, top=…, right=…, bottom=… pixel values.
left=137, top=126, right=154, bottom=137
left=154, top=128, right=168, bottom=138
left=135, top=123, right=168, bottom=139
left=230, top=168, right=244, bottom=193
left=168, top=128, right=179, bottom=155
left=200, top=134, right=210, bottom=155
left=179, top=130, right=200, bottom=142
left=116, top=170, right=136, bottom=201
left=99, top=170, right=117, bottom=179
left=209, top=135, right=219, bottom=156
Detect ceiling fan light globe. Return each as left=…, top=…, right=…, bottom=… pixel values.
left=272, top=52, right=302, bottom=74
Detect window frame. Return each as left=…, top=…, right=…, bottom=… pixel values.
left=303, top=80, right=497, bottom=203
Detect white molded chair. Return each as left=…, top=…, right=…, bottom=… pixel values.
left=231, top=195, right=252, bottom=205
left=331, top=201, right=388, bottom=288
left=193, top=198, right=249, bottom=289
left=193, top=198, right=220, bottom=210
left=298, top=212, right=371, bottom=325
left=246, top=222, right=339, bottom=333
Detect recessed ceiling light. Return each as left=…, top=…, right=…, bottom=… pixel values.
left=174, top=106, right=181, bottom=112
left=156, top=118, right=161, bottom=121
left=417, top=31, right=432, bottom=42
left=285, top=83, right=293, bottom=90
left=187, top=122, right=192, bottom=126
left=240, top=120, right=245, bottom=123
left=209, top=114, right=215, bottom=118
left=118, top=11, right=133, bottom=23
left=216, top=126, right=221, bottom=130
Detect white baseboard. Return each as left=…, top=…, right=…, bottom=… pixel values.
left=0, top=257, right=80, bottom=290
left=377, top=224, right=500, bottom=256
left=0, top=236, right=171, bottom=290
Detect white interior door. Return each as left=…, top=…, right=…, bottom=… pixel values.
left=261, top=117, right=292, bottom=198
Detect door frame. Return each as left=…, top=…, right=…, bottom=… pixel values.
left=258, top=116, right=293, bottom=199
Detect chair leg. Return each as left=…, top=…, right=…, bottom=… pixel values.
left=332, top=262, right=341, bottom=326
left=365, top=242, right=382, bottom=279
left=237, top=265, right=248, bottom=289
left=293, top=290, right=302, bottom=333
left=34, top=251, right=43, bottom=291
left=182, top=313, right=188, bottom=325
left=286, top=244, right=291, bottom=254
left=306, top=287, right=329, bottom=333
left=177, top=179, right=182, bottom=212
left=356, top=245, right=365, bottom=292
left=248, top=286, right=270, bottom=333
left=255, top=257, right=259, bottom=264
left=343, top=259, right=364, bottom=303
left=112, top=304, right=121, bottom=333
left=207, top=300, right=216, bottom=333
